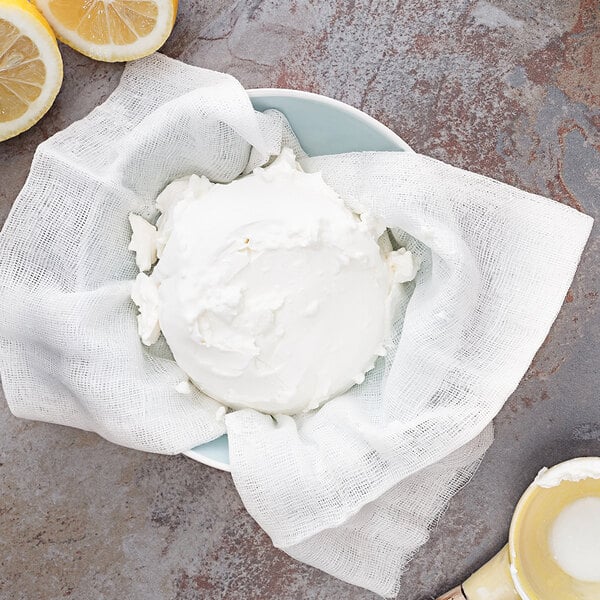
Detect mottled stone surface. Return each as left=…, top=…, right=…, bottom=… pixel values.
left=1, top=1, right=599, bottom=599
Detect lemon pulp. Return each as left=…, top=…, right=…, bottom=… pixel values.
left=0, top=18, right=46, bottom=122
left=33, top=0, right=178, bottom=62
left=0, top=0, right=62, bottom=142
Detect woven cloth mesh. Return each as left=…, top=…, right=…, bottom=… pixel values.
left=0, top=54, right=592, bottom=597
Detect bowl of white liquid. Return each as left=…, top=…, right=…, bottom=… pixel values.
left=183, top=88, right=413, bottom=471
left=438, top=456, right=600, bottom=600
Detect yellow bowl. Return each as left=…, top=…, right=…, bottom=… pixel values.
left=509, top=457, right=600, bottom=600
left=458, top=457, right=600, bottom=600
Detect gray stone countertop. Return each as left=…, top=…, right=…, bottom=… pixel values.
left=1, top=1, right=599, bottom=599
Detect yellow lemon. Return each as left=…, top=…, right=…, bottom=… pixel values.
left=0, top=0, right=63, bottom=142
left=33, top=0, right=178, bottom=63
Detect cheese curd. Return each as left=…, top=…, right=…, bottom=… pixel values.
left=129, top=149, right=418, bottom=414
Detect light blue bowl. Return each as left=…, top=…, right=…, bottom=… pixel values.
left=183, top=88, right=412, bottom=472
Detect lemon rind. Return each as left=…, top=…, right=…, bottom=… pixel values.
left=0, top=4, right=63, bottom=142
left=33, top=0, right=177, bottom=63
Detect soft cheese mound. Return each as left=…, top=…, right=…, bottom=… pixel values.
left=129, top=149, right=417, bottom=415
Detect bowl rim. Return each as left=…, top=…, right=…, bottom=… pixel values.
left=184, top=87, right=413, bottom=473
left=246, top=87, right=414, bottom=154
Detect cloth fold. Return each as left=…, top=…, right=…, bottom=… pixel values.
left=0, top=53, right=592, bottom=597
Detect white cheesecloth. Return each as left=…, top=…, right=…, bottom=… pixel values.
left=0, top=54, right=592, bottom=597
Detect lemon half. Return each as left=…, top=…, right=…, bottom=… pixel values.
left=0, top=0, right=63, bottom=142
left=33, top=0, right=178, bottom=62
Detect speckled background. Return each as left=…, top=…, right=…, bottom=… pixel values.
left=1, top=1, right=599, bottom=599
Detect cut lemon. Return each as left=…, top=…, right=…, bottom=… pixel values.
left=0, top=0, right=63, bottom=142
left=33, top=0, right=178, bottom=62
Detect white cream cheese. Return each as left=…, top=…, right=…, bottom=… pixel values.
left=129, top=148, right=418, bottom=415
left=128, top=214, right=157, bottom=272
left=175, top=380, right=193, bottom=394
left=130, top=272, right=160, bottom=345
